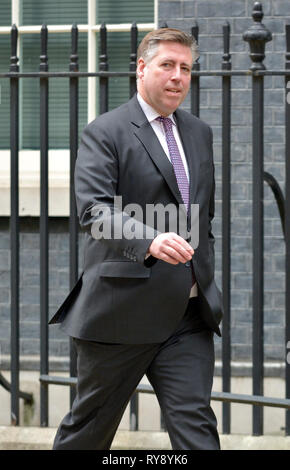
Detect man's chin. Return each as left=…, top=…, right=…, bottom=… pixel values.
left=164, top=96, right=185, bottom=113
left=162, top=104, right=182, bottom=115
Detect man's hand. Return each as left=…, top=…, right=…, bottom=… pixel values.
left=148, top=233, right=194, bottom=265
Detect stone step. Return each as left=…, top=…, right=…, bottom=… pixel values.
left=1, top=427, right=290, bottom=450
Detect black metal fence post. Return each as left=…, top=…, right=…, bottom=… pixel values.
left=129, top=23, right=138, bottom=429
left=69, top=23, right=79, bottom=407
left=10, top=23, right=20, bottom=426
left=243, top=1, right=272, bottom=436
left=99, top=23, right=108, bottom=114
left=285, top=23, right=290, bottom=436
left=191, top=22, right=199, bottom=117
left=130, top=23, right=137, bottom=98
left=39, top=24, right=49, bottom=427
left=221, top=21, right=232, bottom=435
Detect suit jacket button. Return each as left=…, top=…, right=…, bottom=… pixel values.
left=185, top=261, right=191, bottom=267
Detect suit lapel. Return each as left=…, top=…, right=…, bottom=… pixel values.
left=128, top=95, right=185, bottom=208
left=127, top=95, right=200, bottom=208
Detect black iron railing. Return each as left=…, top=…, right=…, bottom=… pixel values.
left=0, top=2, right=290, bottom=436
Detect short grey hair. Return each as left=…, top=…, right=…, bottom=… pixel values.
left=137, top=28, right=199, bottom=64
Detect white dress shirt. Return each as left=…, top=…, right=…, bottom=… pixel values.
left=137, top=93, right=198, bottom=297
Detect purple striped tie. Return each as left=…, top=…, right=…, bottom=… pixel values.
left=157, top=116, right=189, bottom=211
left=157, top=116, right=196, bottom=287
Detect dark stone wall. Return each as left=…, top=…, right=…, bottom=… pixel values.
left=0, top=217, right=85, bottom=367
left=158, top=0, right=287, bottom=362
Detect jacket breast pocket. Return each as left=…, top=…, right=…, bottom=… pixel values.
left=99, top=261, right=151, bottom=278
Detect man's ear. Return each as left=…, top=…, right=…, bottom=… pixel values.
left=137, top=58, right=146, bottom=80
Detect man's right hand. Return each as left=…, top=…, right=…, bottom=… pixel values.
left=148, top=233, right=194, bottom=265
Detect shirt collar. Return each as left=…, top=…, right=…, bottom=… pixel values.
left=137, top=92, right=176, bottom=126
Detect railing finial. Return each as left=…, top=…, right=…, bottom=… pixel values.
left=40, top=24, right=48, bottom=72
left=286, top=23, right=290, bottom=68
left=10, top=24, right=19, bottom=72
left=99, top=23, right=107, bottom=71
left=191, top=21, right=199, bottom=44
left=70, top=24, right=79, bottom=72
left=243, top=1, right=272, bottom=71
left=222, top=21, right=231, bottom=69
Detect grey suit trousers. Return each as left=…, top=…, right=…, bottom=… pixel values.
left=52, top=299, right=220, bottom=450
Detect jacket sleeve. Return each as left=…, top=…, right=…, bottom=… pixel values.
left=74, top=119, right=158, bottom=265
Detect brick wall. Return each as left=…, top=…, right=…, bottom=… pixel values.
left=158, top=0, right=287, bottom=361
left=0, top=218, right=85, bottom=365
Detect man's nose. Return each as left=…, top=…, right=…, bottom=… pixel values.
left=171, top=66, right=181, bottom=80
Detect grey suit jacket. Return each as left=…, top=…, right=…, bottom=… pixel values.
left=49, top=94, right=223, bottom=342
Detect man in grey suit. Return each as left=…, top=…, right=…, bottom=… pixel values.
left=50, top=28, right=223, bottom=450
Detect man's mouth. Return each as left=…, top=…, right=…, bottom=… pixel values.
left=166, top=89, right=181, bottom=94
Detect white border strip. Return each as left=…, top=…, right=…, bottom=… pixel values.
left=0, top=23, right=154, bottom=34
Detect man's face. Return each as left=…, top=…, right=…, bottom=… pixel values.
left=137, top=41, right=193, bottom=116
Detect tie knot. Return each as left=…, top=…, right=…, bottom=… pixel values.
left=156, top=116, right=173, bottom=131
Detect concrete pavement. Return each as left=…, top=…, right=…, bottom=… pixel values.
left=1, top=426, right=290, bottom=450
